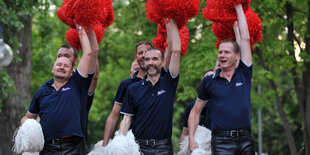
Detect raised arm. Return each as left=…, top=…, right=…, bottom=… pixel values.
left=163, top=21, right=173, bottom=70
left=77, top=25, right=92, bottom=76
left=88, top=61, right=99, bottom=94
left=165, top=19, right=181, bottom=76
left=188, top=99, right=207, bottom=152
left=234, top=4, right=252, bottom=65
left=119, top=115, right=132, bottom=136
left=87, top=27, right=99, bottom=74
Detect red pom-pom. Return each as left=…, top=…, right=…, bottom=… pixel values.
left=58, top=0, right=114, bottom=29
left=57, top=0, right=76, bottom=28
left=66, top=25, right=106, bottom=51
left=153, top=24, right=189, bottom=56
left=145, top=0, right=200, bottom=28
left=246, top=8, right=263, bottom=48
left=202, top=0, right=251, bottom=22
left=212, top=8, right=263, bottom=49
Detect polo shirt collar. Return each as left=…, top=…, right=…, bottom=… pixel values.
left=212, top=68, right=221, bottom=79
left=131, top=71, right=139, bottom=79
left=141, top=67, right=166, bottom=86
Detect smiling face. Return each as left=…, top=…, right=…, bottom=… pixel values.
left=130, top=60, right=140, bottom=76
left=57, top=47, right=77, bottom=65
left=136, top=43, right=152, bottom=71
left=218, top=42, right=240, bottom=70
left=145, top=49, right=163, bottom=77
left=52, top=57, right=73, bottom=80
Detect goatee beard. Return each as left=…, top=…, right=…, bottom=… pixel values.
left=146, top=65, right=160, bottom=76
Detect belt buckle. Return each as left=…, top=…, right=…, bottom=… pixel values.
left=230, top=130, right=239, bottom=137
left=146, top=139, right=155, bottom=147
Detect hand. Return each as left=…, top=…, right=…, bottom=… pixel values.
left=76, top=24, right=82, bottom=31
left=188, top=138, right=199, bottom=152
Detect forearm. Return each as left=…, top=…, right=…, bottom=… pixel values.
left=88, top=28, right=99, bottom=74
left=234, top=4, right=252, bottom=64
left=167, top=19, right=181, bottom=76
left=163, top=46, right=172, bottom=70
left=77, top=25, right=92, bottom=76
left=188, top=111, right=200, bottom=140
left=102, top=114, right=120, bottom=146
left=178, top=128, right=188, bottom=151
left=88, top=62, right=99, bottom=94
left=119, top=115, right=131, bottom=136
left=235, top=4, right=250, bottom=40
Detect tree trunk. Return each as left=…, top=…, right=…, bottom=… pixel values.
left=0, top=15, right=33, bottom=155
left=256, top=48, right=297, bottom=155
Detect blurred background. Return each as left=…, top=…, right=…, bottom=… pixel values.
left=0, top=0, right=308, bottom=154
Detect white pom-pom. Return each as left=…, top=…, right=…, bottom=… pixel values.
left=104, top=130, right=140, bottom=155
left=178, top=125, right=212, bottom=155
left=22, top=152, right=40, bottom=155
left=13, top=119, right=44, bottom=154
left=88, top=140, right=106, bottom=155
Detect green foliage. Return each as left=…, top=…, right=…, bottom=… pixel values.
left=25, top=0, right=307, bottom=154
left=0, top=68, right=15, bottom=105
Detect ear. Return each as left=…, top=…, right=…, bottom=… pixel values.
left=74, top=58, right=78, bottom=65
left=161, top=59, right=166, bottom=67
left=236, top=52, right=241, bottom=61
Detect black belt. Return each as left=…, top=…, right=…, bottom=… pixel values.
left=47, top=136, right=83, bottom=144
left=212, top=128, right=251, bottom=138
left=136, top=138, right=171, bottom=147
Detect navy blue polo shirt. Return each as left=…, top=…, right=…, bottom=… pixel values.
left=120, top=69, right=179, bottom=139
left=113, top=71, right=143, bottom=106
left=197, top=60, right=252, bottom=130
left=41, top=72, right=94, bottom=138
left=183, top=101, right=209, bottom=128
left=28, top=69, right=93, bottom=142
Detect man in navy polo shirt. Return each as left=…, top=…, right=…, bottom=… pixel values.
left=188, top=4, right=255, bottom=155
left=119, top=19, right=181, bottom=155
left=20, top=25, right=95, bottom=155
left=102, top=41, right=153, bottom=146
left=102, top=38, right=173, bottom=146
left=178, top=69, right=214, bottom=146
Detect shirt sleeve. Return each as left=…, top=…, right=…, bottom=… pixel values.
left=74, top=69, right=93, bottom=91
left=197, top=77, right=209, bottom=101
left=239, top=60, right=253, bottom=79
left=165, top=69, right=179, bottom=89
left=120, top=86, right=135, bottom=116
left=28, top=89, right=43, bottom=115
left=113, top=80, right=128, bottom=105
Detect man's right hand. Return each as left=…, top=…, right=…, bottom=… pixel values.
left=188, top=137, right=199, bottom=152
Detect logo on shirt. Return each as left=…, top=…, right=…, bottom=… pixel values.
left=235, top=82, right=243, bottom=87
left=62, top=87, right=71, bottom=91
left=157, top=90, right=166, bottom=96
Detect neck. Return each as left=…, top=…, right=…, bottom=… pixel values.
left=137, top=69, right=147, bottom=79
left=52, top=78, right=68, bottom=91
left=220, top=67, right=236, bottom=82
left=147, top=74, right=160, bottom=86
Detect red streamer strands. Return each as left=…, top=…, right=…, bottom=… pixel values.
left=212, top=8, right=263, bottom=49
left=146, top=0, right=199, bottom=56
left=66, top=25, right=106, bottom=51
left=153, top=24, right=189, bottom=56
left=58, top=0, right=113, bottom=50
left=202, top=0, right=251, bottom=22
left=57, top=0, right=114, bottom=30
left=145, top=0, right=200, bottom=28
